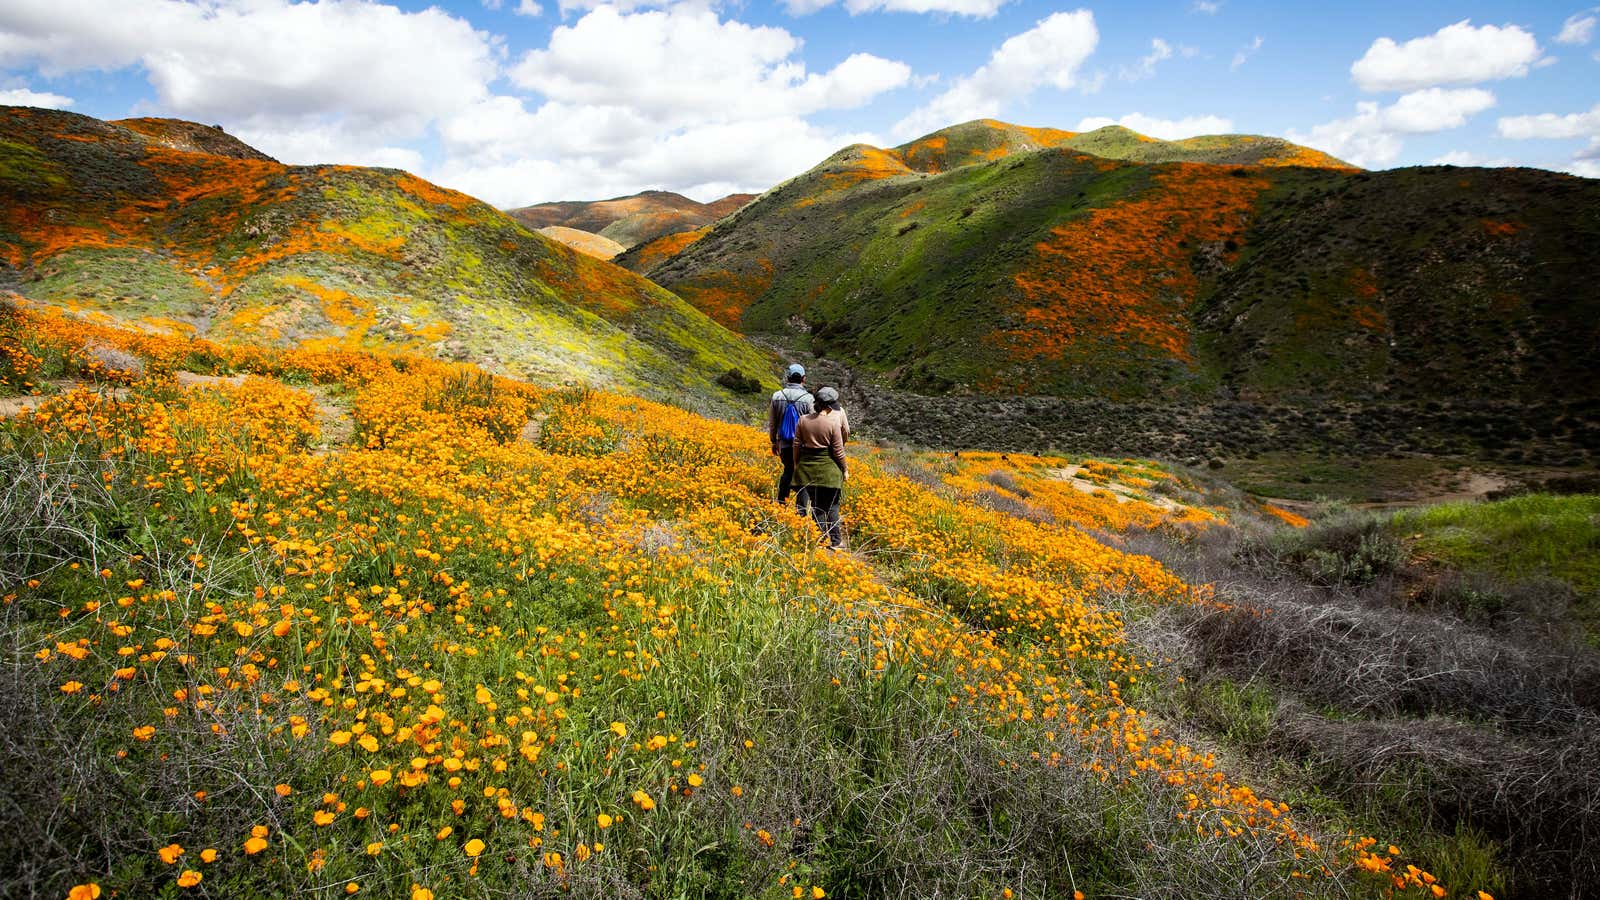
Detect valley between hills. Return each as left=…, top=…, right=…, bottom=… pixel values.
left=3, top=104, right=1599, bottom=900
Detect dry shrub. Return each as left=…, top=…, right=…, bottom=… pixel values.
left=1124, top=518, right=1600, bottom=898
left=1270, top=700, right=1600, bottom=895
left=1177, top=594, right=1600, bottom=729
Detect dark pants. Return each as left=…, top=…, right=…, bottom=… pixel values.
left=801, top=486, right=843, bottom=548
left=776, top=443, right=805, bottom=507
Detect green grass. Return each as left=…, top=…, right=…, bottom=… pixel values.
left=1395, top=494, right=1600, bottom=596
left=1218, top=453, right=1457, bottom=503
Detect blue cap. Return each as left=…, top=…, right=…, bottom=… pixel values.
left=786, top=363, right=805, bottom=378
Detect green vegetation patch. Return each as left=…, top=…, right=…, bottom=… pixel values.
left=1395, top=493, right=1600, bottom=596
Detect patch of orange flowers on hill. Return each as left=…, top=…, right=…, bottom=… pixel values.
left=992, top=164, right=1271, bottom=382
left=627, top=227, right=710, bottom=273
left=672, top=260, right=774, bottom=329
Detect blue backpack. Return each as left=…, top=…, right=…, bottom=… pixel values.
left=778, top=388, right=806, bottom=441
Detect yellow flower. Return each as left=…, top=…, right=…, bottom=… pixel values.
left=369, top=769, right=392, bottom=786
left=609, top=721, right=627, bottom=738
left=631, top=789, right=655, bottom=811
left=367, top=842, right=384, bottom=855
left=313, top=810, right=336, bottom=826
left=132, top=725, right=155, bottom=741
left=464, top=838, right=486, bottom=857
left=436, top=826, right=453, bottom=840
left=358, top=734, right=380, bottom=753
left=176, top=870, right=203, bottom=888
left=275, top=783, right=292, bottom=797
left=158, top=843, right=184, bottom=864
left=199, top=848, right=218, bottom=863
left=345, top=883, right=360, bottom=894
left=687, top=773, right=703, bottom=787
left=329, top=730, right=352, bottom=746
left=596, top=814, right=613, bottom=829
left=60, top=681, right=83, bottom=694
left=67, top=884, right=102, bottom=900
left=411, top=888, right=434, bottom=900
left=244, top=837, right=268, bottom=855
left=812, top=887, right=825, bottom=899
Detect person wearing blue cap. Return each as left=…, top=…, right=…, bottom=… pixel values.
left=767, top=363, right=814, bottom=507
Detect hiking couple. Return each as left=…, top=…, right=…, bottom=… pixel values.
left=767, top=363, right=849, bottom=549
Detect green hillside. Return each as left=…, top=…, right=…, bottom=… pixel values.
left=0, top=106, right=772, bottom=407
left=645, top=120, right=1599, bottom=408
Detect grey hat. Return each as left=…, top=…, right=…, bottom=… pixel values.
left=786, top=363, right=805, bottom=378
left=815, top=386, right=839, bottom=403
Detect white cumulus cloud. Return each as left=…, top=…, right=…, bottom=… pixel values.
left=1289, top=88, right=1496, bottom=167
left=0, top=87, right=73, bottom=109
left=1075, top=112, right=1232, bottom=140
left=0, top=0, right=497, bottom=166
left=1497, top=103, right=1600, bottom=177
left=1498, top=103, right=1600, bottom=139
left=892, top=9, right=1098, bottom=140
left=451, top=5, right=911, bottom=205
left=783, top=0, right=1009, bottom=16
left=510, top=6, right=908, bottom=121
left=1350, top=20, right=1542, bottom=92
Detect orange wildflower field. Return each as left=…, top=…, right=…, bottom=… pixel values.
left=2, top=301, right=1461, bottom=899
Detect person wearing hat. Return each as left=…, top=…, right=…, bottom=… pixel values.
left=767, top=363, right=814, bottom=507
left=791, top=385, right=850, bottom=549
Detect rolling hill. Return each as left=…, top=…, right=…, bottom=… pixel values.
left=536, top=225, right=626, bottom=260
left=642, top=119, right=1599, bottom=410
left=507, top=189, right=756, bottom=250
left=0, top=106, right=772, bottom=406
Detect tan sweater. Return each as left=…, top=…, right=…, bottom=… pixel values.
left=792, top=409, right=850, bottom=471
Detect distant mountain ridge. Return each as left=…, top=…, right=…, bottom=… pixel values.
left=0, top=106, right=771, bottom=405
left=507, top=189, right=757, bottom=250
left=641, top=118, right=1598, bottom=411
left=880, top=119, right=1354, bottom=174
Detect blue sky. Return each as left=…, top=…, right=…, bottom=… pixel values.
left=1, top=0, right=1596, bottom=205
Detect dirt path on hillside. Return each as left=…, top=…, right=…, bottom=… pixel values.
left=0, top=395, right=46, bottom=417
left=1048, top=464, right=1184, bottom=512
left=1, top=380, right=130, bottom=417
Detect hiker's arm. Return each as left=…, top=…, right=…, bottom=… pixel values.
left=830, top=426, right=847, bottom=479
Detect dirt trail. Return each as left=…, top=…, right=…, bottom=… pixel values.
left=1048, top=464, right=1184, bottom=512
left=1, top=380, right=129, bottom=417
left=0, top=395, right=46, bottom=417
